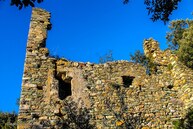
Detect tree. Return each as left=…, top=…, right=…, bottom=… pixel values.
left=166, top=20, right=189, bottom=50
left=10, top=0, right=44, bottom=10
left=166, top=19, right=193, bottom=69
left=130, top=50, right=147, bottom=66
left=124, top=0, right=182, bottom=23
left=4, top=0, right=182, bottom=23
left=99, top=50, right=114, bottom=64
left=130, top=50, right=157, bottom=75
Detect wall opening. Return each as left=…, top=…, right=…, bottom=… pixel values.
left=37, top=85, right=43, bottom=90
left=122, top=76, right=135, bottom=88
left=167, top=84, right=173, bottom=89
left=32, top=113, right=39, bottom=119
left=57, top=76, right=72, bottom=100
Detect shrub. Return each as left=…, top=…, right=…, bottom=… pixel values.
left=62, top=98, right=94, bottom=129
left=173, top=108, right=193, bottom=129
left=0, top=112, right=17, bottom=129
left=99, top=50, right=114, bottom=63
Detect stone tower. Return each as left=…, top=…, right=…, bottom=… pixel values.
left=18, top=8, right=54, bottom=128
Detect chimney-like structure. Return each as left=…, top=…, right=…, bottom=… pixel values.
left=18, top=8, right=52, bottom=128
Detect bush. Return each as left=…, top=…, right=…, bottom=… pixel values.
left=99, top=50, right=114, bottom=63
left=173, top=108, right=193, bottom=129
left=0, top=112, right=17, bottom=129
left=62, top=98, right=94, bottom=129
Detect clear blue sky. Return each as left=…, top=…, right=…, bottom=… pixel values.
left=0, top=0, right=193, bottom=113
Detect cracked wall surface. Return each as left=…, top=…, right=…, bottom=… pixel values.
left=18, top=8, right=193, bottom=129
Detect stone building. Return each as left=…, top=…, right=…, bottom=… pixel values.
left=18, top=8, right=193, bottom=129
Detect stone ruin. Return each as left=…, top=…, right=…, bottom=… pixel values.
left=18, top=8, right=193, bottom=129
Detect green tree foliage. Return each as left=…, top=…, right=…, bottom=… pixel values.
left=1, top=0, right=181, bottom=23
left=10, top=0, right=43, bottom=9
left=124, top=0, right=182, bottom=23
left=130, top=50, right=157, bottom=75
left=166, top=19, right=193, bottom=69
left=0, top=112, right=17, bottom=129
left=166, top=20, right=189, bottom=50
left=173, top=108, right=193, bottom=129
left=130, top=50, right=147, bottom=66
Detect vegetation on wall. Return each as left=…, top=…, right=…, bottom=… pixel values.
left=173, top=108, right=193, bottom=129
left=105, top=83, right=143, bottom=128
left=130, top=17, right=193, bottom=70
left=1, top=1, right=193, bottom=127
left=99, top=50, right=114, bottom=64
left=62, top=98, right=94, bottom=129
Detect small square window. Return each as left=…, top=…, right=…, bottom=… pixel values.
left=122, top=76, right=135, bottom=88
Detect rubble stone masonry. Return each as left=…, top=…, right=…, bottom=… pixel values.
left=18, top=8, right=193, bottom=129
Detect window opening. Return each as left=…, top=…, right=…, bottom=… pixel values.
left=57, top=76, right=72, bottom=100
left=167, top=84, right=173, bottom=89
left=122, top=76, right=135, bottom=88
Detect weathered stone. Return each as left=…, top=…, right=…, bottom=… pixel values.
left=18, top=8, right=193, bottom=129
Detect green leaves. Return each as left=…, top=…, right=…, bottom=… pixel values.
left=0, top=112, right=17, bottom=129
left=167, top=19, right=193, bottom=69
left=130, top=50, right=146, bottom=66
left=173, top=108, right=193, bottom=129
left=144, top=0, right=182, bottom=23
left=124, top=0, right=182, bottom=23
left=10, top=0, right=44, bottom=9
left=8, top=0, right=182, bottom=23
left=166, top=20, right=188, bottom=50
left=130, top=50, right=157, bottom=75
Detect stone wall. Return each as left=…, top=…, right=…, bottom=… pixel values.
left=18, top=8, right=193, bottom=129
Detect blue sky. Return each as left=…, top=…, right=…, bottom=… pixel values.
left=0, top=0, right=193, bottom=112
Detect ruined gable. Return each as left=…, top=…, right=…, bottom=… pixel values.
left=18, top=8, right=193, bottom=129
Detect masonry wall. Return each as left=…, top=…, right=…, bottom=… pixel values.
left=18, top=8, right=193, bottom=129
left=18, top=8, right=56, bottom=128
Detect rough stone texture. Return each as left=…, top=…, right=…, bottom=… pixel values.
left=18, top=8, right=193, bottom=129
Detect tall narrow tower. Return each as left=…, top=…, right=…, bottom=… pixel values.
left=18, top=8, right=52, bottom=128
